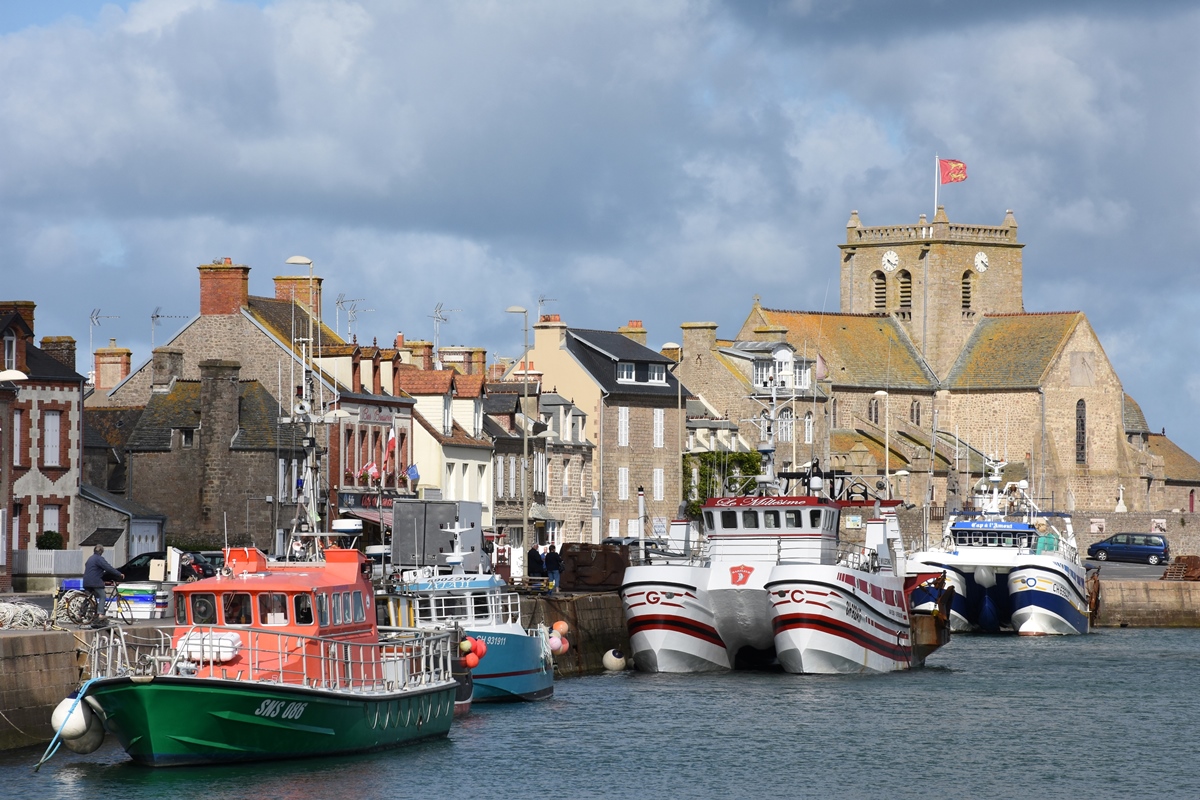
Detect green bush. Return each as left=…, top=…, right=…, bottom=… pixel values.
left=36, top=530, right=64, bottom=550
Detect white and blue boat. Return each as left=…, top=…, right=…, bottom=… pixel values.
left=907, top=460, right=1094, bottom=635
left=380, top=522, right=554, bottom=702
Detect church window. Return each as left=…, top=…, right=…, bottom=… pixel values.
left=830, top=398, right=838, bottom=428
left=1075, top=400, right=1087, bottom=464
left=898, top=270, right=912, bottom=309
left=961, top=271, right=974, bottom=309
left=804, top=411, right=813, bottom=444
left=867, top=397, right=880, bottom=425
left=872, top=271, right=887, bottom=310
left=910, top=399, right=921, bottom=427
left=777, top=408, right=793, bottom=443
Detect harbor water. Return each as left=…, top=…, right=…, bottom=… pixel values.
left=5, top=627, right=1198, bottom=800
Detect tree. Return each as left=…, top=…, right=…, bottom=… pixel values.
left=36, top=530, right=64, bottom=550
left=682, top=451, right=763, bottom=519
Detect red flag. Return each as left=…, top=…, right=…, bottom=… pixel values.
left=382, top=428, right=396, bottom=472
left=939, top=159, right=967, bottom=184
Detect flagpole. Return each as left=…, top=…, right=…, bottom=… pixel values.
left=934, top=152, right=939, bottom=217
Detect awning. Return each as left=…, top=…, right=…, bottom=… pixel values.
left=528, top=503, right=555, bottom=521
left=343, top=509, right=383, bottom=525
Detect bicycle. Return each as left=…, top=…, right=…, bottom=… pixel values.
left=51, top=583, right=135, bottom=627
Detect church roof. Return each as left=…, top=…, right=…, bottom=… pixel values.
left=944, top=312, right=1083, bottom=390
left=1147, top=434, right=1200, bottom=484
left=753, top=309, right=936, bottom=390
left=1123, top=394, right=1151, bottom=435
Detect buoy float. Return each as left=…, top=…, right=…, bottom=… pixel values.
left=552, top=620, right=569, bottom=636
left=548, top=634, right=562, bottom=653
left=558, top=638, right=569, bottom=654
left=460, top=637, right=476, bottom=653
left=472, top=638, right=487, bottom=659
left=51, top=694, right=91, bottom=740
left=464, top=652, right=480, bottom=669
left=62, top=710, right=105, bottom=754
left=602, top=649, right=626, bottom=671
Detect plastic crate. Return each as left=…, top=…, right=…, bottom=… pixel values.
left=61, top=578, right=84, bottom=590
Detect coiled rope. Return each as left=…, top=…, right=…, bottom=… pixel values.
left=0, top=601, right=50, bottom=630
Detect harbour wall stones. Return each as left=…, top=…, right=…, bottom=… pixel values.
left=0, top=630, right=86, bottom=751
left=1093, top=581, right=1200, bottom=628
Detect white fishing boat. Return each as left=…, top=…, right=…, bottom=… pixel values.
left=906, top=460, right=1094, bottom=635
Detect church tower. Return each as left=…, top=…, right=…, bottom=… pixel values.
left=837, top=206, right=1024, bottom=378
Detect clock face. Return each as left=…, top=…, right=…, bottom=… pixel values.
left=974, top=251, right=989, bottom=272
left=882, top=250, right=898, bottom=272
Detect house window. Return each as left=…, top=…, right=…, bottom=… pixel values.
left=180, top=429, right=194, bottom=448
left=653, top=409, right=664, bottom=448
left=830, top=398, right=838, bottom=428
left=443, top=397, right=452, bottom=435
left=653, top=468, right=664, bottom=501
left=794, top=365, right=811, bottom=390
left=898, top=270, right=912, bottom=309
left=910, top=400, right=921, bottom=427
left=43, top=504, right=60, bottom=537
left=868, top=397, right=880, bottom=425
left=804, top=411, right=814, bottom=445
left=609, top=519, right=619, bottom=536
left=508, top=455, right=517, bottom=497
left=618, top=467, right=629, bottom=500
left=12, top=409, right=21, bottom=466
left=562, top=459, right=570, bottom=497
left=648, top=364, right=666, bottom=384
left=2, top=333, right=14, bottom=370
left=777, top=408, right=793, bottom=443
left=1076, top=400, right=1087, bottom=464
left=962, top=271, right=974, bottom=309
left=43, top=410, right=61, bottom=467
left=496, top=455, right=504, bottom=497
left=872, top=271, right=887, bottom=310
left=618, top=406, right=629, bottom=447
left=752, top=360, right=772, bottom=387
left=617, top=362, right=635, bottom=382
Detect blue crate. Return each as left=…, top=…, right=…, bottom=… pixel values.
left=60, top=578, right=84, bottom=590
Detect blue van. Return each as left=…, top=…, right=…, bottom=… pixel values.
left=1087, top=533, right=1170, bottom=565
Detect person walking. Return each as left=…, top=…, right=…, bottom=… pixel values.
left=83, top=545, right=124, bottom=627
left=527, top=545, right=545, bottom=579
left=544, top=544, right=564, bottom=595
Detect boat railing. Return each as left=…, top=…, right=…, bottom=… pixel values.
left=398, top=588, right=523, bottom=628
left=834, top=542, right=879, bottom=573
left=86, top=624, right=454, bottom=695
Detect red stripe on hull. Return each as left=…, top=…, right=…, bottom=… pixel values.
left=628, top=614, right=725, bottom=648
left=773, top=612, right=910, bottom=661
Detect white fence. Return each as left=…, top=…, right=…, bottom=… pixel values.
left=13, top=548, right=85, bottom=576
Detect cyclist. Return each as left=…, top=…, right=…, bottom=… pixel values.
left=83, top=545, right=124, bottom=627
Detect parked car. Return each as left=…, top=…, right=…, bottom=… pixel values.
left=1087, top=533, right=1170, bottom=565
left=200, top=550, right=225, bottom=570
left=117, top=551, right=217, bottom=582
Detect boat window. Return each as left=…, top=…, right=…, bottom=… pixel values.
left=294, top=594, right=315, bottom=625
left=704, top=511, right=714, bottom=530
left=439, top=595, right=467, bottom=620
left=316, top=593, right=329, bottom=627
left=472, top=593, right=489, bottom=620
left=720, top=510, right=738, bottom=529
left=810, top=510, right=823, bottom=529
left=416, top=597, right=432, bottom=623
left=191, top=593, right=217, bottom=625
left=742, top=510, right=759, bottom=529
left=259, top=593, right=289, bottom=626
left=174, top=596, right=188, bottom=625
left=763, top=510, right=780, bottom=529
left=342, top=592, right=352, bottom=623
left=785, top=510, right=803, bottom=528
left=223, top=592, right=252, bottom=625
left=352, top=591, right=366, bottom=623
left=331, top=592, right=342, bottom=625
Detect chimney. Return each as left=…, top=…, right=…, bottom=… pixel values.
left=409, top=340, right=434, bottom=371
left=40, top=336, right=77, bottom=372
left=394, top=332, right=405, bottom=349
left=533, top=313, right=568, bottom=356
left=274, top=275, right=324, bottom=322
left=681, top=322, right=719, bottom=362
left=468, top=348, right=486, bottom=375
left=198, top=259, right=251, bottom=315
left=753, top=324, right=788, bottom=343
left=94, top=338, right=132, bottom=390
left=618, top=320, right=647, bottom=346
left=0, top=301, right=35, bottom=334
left=151, top=347, right=185, bottom=393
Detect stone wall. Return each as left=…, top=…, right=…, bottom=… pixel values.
left=0, top=630, right=85, bottom=750
left=522, top=591, right=629, bottom=678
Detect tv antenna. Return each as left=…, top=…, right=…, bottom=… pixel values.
left=345, top=301, right=375, bottom=341
left=537, top=295, right=557, bottom=319
left=88, top=309, right=119, bottom=381
left=429, top=302, right=460, bottom=370
left=150, top=307, right=188, bottom=349
left=334, top=293, right=366, bottom=340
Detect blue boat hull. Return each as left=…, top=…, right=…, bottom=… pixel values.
left=465, top=629, right=554, bottom=702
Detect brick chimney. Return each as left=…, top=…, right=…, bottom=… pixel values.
left=409, top=340, right=434, bottom=371
left=40, top=336, right=77, bottom=372
left=151, top=347, right=184, bottom=393
left=618, top=319, right=647, bottom=346
left=94, top=338, right=132, bottom=390
left=0, top=301, right=35, bottom=334
left=198, top=258, right=251, bottom=315
left=274, top=275, right=324, bottom=321
left=753, top=324, right=788, bottom=344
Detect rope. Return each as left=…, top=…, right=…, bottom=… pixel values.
left=34, top=677, right=99, bottom=772
left=0, top=601, right=50, bottom=629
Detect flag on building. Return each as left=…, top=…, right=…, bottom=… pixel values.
left=939, top=158, right=967, bottom=184
left=361, top=461, right=379, bottom=480
left=382, top=428, right=396, bottom=472
left=405, top=463, right=420, bottom=483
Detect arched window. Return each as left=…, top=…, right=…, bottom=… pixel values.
left=759, top=411, right=770, bottom=442
left=871, top=271, right=887, bottom=310
left=778, top=408, right=793, bottom=443
left=830, top=398, right=838, bottom=428
left=804, top=411, right=814, bottom=444
left=867, top=397, right=880, bottom=425
left=898, top=270, right=912, bottom=309
left=961, top=271, right=974, bottom=310
left=910, top=399, right=921, bottom=427
left=1075, top=399, right=1087, bottom=464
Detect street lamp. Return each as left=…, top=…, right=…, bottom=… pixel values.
left=506, top=305, right=529, bottom=581
left=874, top=389, right=890, bottom=499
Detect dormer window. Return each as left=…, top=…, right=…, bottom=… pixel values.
left=617, top=362, right=635, bottom=382
left=2, top=332, right=14, bottom=370
left=648, top=363, right=666, bottom=383
left=794, top=365, right=811, bottom=390
left=752, top=360, right=772, bottom=387
left=179, top=429, right=194, bottom=448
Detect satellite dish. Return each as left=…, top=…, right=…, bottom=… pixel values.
left=293, top=400, right=311, bottom=416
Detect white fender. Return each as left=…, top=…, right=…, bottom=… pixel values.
left=62, top=709, right=105, bottom=754
left=50, top=694, right=92, bottom=740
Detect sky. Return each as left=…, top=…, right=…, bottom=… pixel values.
left=2, top=0, right=1198, bottom=457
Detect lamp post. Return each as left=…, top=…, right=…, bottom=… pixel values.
left=506, top=305, right=529, bottom=581
left=874, top=389, right=890, bottom=499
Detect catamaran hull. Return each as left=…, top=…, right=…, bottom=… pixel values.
left=768, top=566, right=916, bottom=674
left=464, top=629, right=554, bottom=702
left=908, top=557, right=1014, bottom=632
left=621, top=564, right=731, bottom=673
left=1008, top=562, right=1090, bottom=635
left=85, top=676, right=455, bottom=767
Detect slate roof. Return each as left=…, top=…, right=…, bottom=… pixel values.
left=85, top=407, right=144, bottom=451
left=944, top=312, right=1083, bottom=390
left=1123, top=394, right=1151, bottom=435
left=247, top=296, right=342, bottom=349
left=483, top=393, right=521, bottom=415
left=126, top=380, right=307, bottom=452
left=1147, top=434, right=1200, bottom=484
left=754, top=309, right=936, bottom=390
left=565, top=328, right=685, bottom=398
